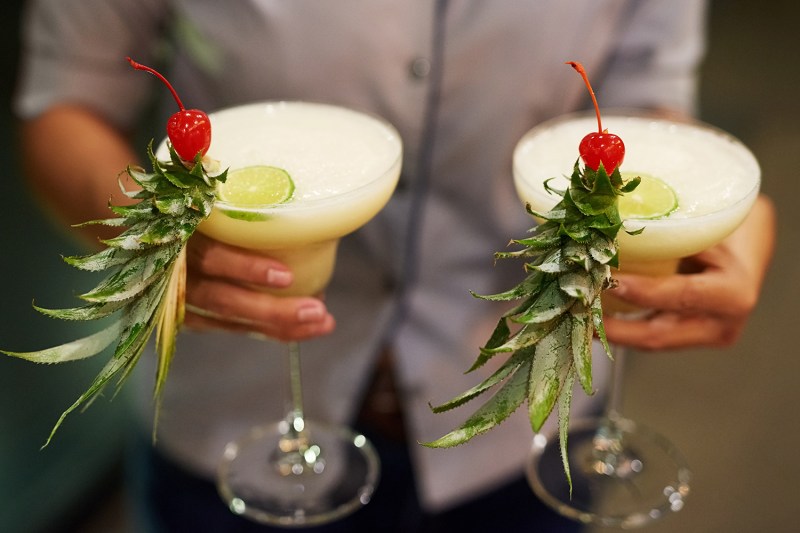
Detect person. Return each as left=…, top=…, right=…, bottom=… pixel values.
left=13, top=1, right=775, bottom=531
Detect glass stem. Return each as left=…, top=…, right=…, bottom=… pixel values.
left=286, top=340, right=306, bottom=435
left=604, top=344, right=627, bottom=421
left=271, top=341, right=327, bottom=476
left=591, top=344, right=631, bottom=473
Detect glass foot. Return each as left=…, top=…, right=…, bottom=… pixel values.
left=217, top=420, right=379, bottom=527
left=527, top=416, right=691, bottom=528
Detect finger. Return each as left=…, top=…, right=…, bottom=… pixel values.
left=186, top=277, right=335, bottom=341
left=603, top=312, right=743, bottom=351
left=185, top=306, right=336, bottom=342
left=611, top=270, right=749, bottom=316
left=187, top=233, right=293, bottom=290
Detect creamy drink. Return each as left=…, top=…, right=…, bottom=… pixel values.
left=190, top=102, right=401, bottom=524
left=513, top=113, right=760, bottom=273
left=190, top=101, right=402, bottom=295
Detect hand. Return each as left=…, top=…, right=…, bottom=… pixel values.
left=183, top=233, right=336, bottom=342
left=603, top=195, right=776, bottom=351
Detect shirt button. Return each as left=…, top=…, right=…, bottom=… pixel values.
left=409, top=57, right=431, bottom=80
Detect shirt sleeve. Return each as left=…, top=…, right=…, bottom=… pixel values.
left=14, top=0, right=169, bottom=130
left=599, top=0, right=709, bottom=115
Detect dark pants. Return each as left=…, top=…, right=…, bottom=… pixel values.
left=128, top=427, right=584, bottom=533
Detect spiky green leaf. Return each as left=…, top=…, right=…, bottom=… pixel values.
left=557, top=371, right=576, bottom=494
left=570, top=302, right=594, bottom=394
left=479, top=319, right=558, bottom=356
left=514, top=280, right=573, bottom=324
left=423, top=359, right=531, bottom=448
left=1, top=320, right=123, bottom=364
left=528, top=318, right=573, bottom=431
left=1, top=139, right=226, bottom=446
left=428, top=149, right=636, bottom=492
left=34, top=299, right=128, bottom=321
left=80, top=244, right=180, bottom=302
left=470, top=268, right=546, bottom=302
left=559, top=269, right=595, bottom=304
left=63, top=248, right=139, bottom=272
left=430, top=348, right=532, bottom=413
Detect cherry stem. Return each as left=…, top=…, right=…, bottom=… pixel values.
left=567, top=61, right=603, bottom=133
left=126, top=57, right=186, bottom=111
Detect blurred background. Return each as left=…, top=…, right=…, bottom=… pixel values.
left=1, top=1, right=797, bottom=532
left=0, top=2, right=132, bottom=533
left=611, top=2, right=800, bottom=532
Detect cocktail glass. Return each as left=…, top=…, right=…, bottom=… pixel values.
left=177, top=101, right=402, bottom=526
left=512, top=112, right=760, bottom=527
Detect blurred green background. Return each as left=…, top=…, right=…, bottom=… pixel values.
left=0, top=2, right=130, bottom=532
left=1, top=1, right=798, bottom=532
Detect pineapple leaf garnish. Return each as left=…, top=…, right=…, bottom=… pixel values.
left=1, top=143, right=226, bottom=446
left=423, top=160, right=638, bottom=489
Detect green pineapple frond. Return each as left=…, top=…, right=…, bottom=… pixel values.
left=424, top=159, right=639, bottom=490
left=1, top=143, right=226, bottom=446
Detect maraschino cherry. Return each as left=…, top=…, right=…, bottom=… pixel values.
left=127, top=57, right=211, bottom=162
left=567, top=61, right=625, bottom=172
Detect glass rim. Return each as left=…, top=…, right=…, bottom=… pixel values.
left=513, top=109, right=761, bottom=228
left=161, top=100, right=403, bottom=214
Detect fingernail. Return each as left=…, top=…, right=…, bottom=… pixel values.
left=613, top=279, right=627, bottom=296
left=266, top=268, right=292, bottom=287
left=297, top=304, right=325, bottom=322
